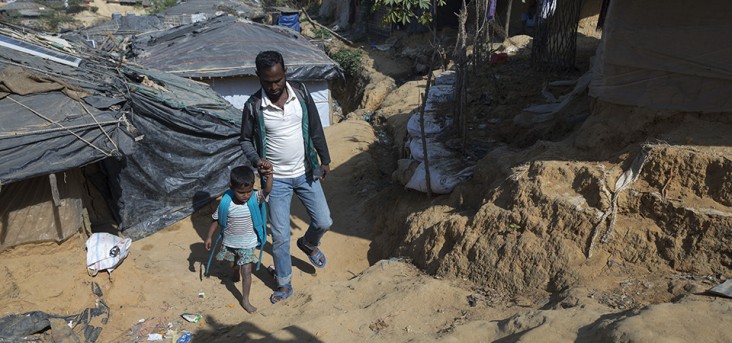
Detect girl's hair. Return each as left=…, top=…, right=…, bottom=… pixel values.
left=230, top=166, right=254, bottom=188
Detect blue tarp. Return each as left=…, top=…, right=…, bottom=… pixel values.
left=278, top=13, right=301, bottom=32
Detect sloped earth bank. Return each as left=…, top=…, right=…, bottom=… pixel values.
left=1, top=35, right=731, bottom=343
left=366, top=52, right=732, bottom=339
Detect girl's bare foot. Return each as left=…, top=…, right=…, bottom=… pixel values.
left=241, top=300, right=257, bottom=313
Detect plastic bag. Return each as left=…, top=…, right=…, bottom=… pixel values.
left=86, top=232, right=132, bottom=277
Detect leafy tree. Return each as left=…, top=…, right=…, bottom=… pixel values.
left=373, top=0, right=446, bottom=26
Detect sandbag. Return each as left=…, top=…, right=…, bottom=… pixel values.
left=408, top=137, right=455, bottom=162
left=405, top=159, right=475, bottom=194
left=406, top=112, right=453, bottom=138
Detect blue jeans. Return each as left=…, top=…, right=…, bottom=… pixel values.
left=268, top=172, right=332, bottom=287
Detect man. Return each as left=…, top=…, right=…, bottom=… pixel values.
left=240, top=50, right=332, bottom=304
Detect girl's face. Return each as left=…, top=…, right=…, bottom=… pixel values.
left=233, top=184, right=253, bottom=204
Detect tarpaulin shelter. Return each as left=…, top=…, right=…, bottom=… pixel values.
left=0, top=27, right=133, bottom=251
left=0, top=23, right=248, bottom=246
left=102, top=65, right=245, bottom=239
left=590, top=0, right=732, bottom=112
left=127, top=15, right=343, bottom=127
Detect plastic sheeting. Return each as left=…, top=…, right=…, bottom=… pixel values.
left=0, top=28, right=136, bottom=251
left=103, top=66, right=247, bottom=239
left=203, top=78, right=332, bottom=127
left=1, top=28, right=255, bottom=243
left=0, top=34, right=133, bottom=186
left=590, top=0, right=732, bottom=112
left=1, top=26, right=254, bottom=243
left=278, top=13, right=301, bottom=32
left=128, top=16, right=343, bottom=80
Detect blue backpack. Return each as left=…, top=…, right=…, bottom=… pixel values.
left=205, top=190, right=267, bottom=274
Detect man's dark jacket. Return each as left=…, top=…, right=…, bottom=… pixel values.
left=239, top=81, right=331, bottom=175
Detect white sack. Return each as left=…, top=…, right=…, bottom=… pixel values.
left=408, top=137, right=455, bottom=162
left=406, top=112, right=453, bottom=138
left=86, top=232, right=132, bottom=276
left=405, top=159, right=475, bottom=194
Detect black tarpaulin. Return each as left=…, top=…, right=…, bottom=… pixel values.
left=0, top=33, right=133, bottom=186
left=127, top=16, right=343, bottom=80
left=104, top=66, right=247, bottom=239
left=1, top=25, right=252, bottom=242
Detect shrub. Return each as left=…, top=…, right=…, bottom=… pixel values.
left=312, top=26, right=332, bottom=40
left=331, top=49, right=362, bottom=78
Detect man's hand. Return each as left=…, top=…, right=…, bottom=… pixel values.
left=205, top=237, right=213, bottom=251
left=257, top=159, right=273, bottom=176
left=320, top=164, right=330, bottom=180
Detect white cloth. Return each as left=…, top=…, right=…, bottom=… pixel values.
left=212, top=190, right=265, bottom=249
left=261, top=82, right=306, bottom=178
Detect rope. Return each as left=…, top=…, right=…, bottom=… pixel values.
left=601, top=148, right=648, bottom=243
left=0, top=120, right=123, bottom=138
left=8, top=96, right=113, bottom=157
left=79, top=99, right=119, bottom=153
left=586, top=149, right=649, bottom=258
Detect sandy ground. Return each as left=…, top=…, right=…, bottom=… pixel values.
left=74, top=0, right=147, bottom=27
left=1, top=10, right=732, bottom=343
left=2, top=106, right=730, bottom=343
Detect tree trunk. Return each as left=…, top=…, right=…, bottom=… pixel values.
left=531, top=0, right=584, bottom=71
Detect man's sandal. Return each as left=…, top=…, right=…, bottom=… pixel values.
left=270, top=284, right=293, bottom=304
left=297, top=237, right=326, bottom=269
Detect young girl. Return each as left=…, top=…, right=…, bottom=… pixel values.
left=205, top=163, right=272, bottom=313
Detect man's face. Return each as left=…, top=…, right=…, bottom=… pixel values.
left=257, top=63, right=286, bottom=101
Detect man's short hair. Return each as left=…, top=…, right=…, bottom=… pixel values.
left=255, top=50, right=285, bottom=72
left=230, top=166, right=255, bottom=188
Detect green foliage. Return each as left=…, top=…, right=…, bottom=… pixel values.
left=90, top=6, right=99, bottom=13
left=373, top=0, right=446, bottom=26
left=312, top=26, right=332, bottom=40
left=149, top=0, right=178, bottom=14
left=331, top=49, right=362, bottom=77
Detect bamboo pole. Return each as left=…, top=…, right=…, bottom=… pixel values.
left=300, top=7, right=354, bottom=46
left=418, top=72, right=435, bottom=199
left=505, top=0, right=513, bottom=37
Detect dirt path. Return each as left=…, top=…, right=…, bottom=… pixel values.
left=1, top=12, right=731, bottom=343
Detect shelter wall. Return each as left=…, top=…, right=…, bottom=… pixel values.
left=0, top=169, right=84, bottom=252
left=204, top=77, right=332, bottom=128
left=590, top=0, right=732, bottom=112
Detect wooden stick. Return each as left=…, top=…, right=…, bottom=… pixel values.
left=505, top=0, right=513, bottom=37
left=418, top=72, right=435, bottom=199
left=300, top=8, right=354, bottom=46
